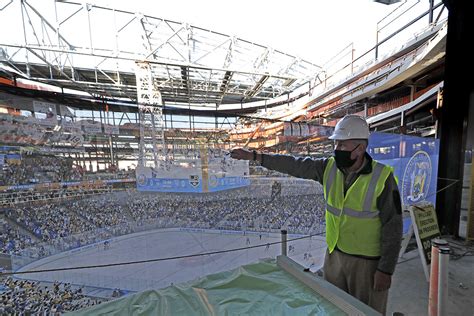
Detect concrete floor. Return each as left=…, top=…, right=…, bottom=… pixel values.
left=388, top=237, right=474, bottom=316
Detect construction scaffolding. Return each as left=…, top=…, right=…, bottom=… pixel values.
left=135, top=62, right=166, bottom=169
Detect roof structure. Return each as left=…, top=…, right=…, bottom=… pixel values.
left=0, top=0, right=322, bottom=110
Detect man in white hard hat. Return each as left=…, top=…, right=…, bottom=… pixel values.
left=231, top=115, right=402, bottom=315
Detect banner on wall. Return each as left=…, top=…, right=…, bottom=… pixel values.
left=0, top=178, right=135, bottom=192
left=136, top=152, right=250, bottom=193
left=368, top=132, right=440, bottom=207
left=5, top=154, right=21, bottom=165
left=206, top=156, right=250, bottom=192
left=136, top=160, right=203, bottom=193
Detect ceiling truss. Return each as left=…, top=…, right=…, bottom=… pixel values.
left=0, top=0, right=322, bottom=108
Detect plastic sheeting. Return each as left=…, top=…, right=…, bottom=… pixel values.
left=68, top=259, right=344, bottom=315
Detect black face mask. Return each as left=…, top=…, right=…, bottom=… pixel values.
left=334, top=144, right=360, bottom=168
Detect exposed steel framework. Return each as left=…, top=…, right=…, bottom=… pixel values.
left=135, top=61, right=165, bottom=169
left=0, top=0, right=322, bottom=108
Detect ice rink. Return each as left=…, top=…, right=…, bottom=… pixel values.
left=16, top=229, right=327, bottom=293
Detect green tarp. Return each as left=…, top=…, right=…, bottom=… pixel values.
left=68, top=259, right=344, bottom=315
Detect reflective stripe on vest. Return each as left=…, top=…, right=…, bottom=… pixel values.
left=325, top=204, right=380, bottom=218
left=325, top=162, right=384, bottom=219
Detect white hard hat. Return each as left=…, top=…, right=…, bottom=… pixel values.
left=328, top=115, right=369, bottom=140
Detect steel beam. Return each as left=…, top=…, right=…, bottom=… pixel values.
left=436, top=0, right=474, bottom=235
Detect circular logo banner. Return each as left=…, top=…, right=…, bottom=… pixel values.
left=402, top=150, right=432, bottom=205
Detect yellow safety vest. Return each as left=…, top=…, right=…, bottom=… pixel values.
left=323, top=157, right=393, bottom=257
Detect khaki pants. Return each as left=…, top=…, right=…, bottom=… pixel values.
left=323, top=249, right=389, bottom=315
